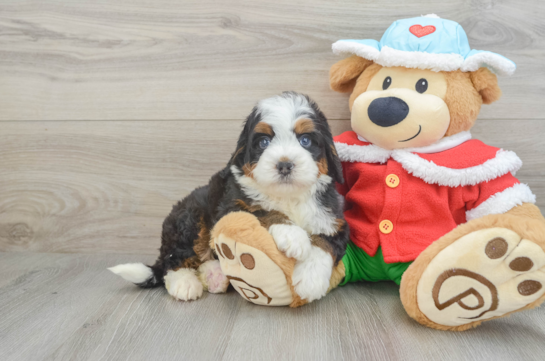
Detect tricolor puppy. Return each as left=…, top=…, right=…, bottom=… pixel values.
left=109, top=92, right=349, bottom=303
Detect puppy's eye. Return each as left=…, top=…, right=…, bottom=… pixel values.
left=299, top=135, right=311, bottom=148
left=382, top=76, right=392, bottom=90
left=416, top=78, right=428, bottom=93
left=259, top=137, right=270, bottom=149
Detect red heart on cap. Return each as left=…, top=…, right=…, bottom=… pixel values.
left=409, top=25, right=436, bottom=38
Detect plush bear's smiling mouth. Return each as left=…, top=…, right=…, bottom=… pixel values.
left=399, top=125, right=422, bottom=142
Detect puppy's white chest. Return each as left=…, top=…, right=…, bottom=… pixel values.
left=265, top=197, right=337, bottom=236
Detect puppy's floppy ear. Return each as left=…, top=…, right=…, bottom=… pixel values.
left=306, top=97, right=344, bottom=184
left=325, top=137, right=344, bottom=184
left=316, top=114, right=344, bottom=184
left=469, top=67, right=502, bottom=104
left=330, top=55, right=374, bottom=93
left=229, top=108, right=259, bottom=167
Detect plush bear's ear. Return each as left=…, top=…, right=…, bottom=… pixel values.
left=329, top=55, right=374, bottom=93
left=469, top=67, right=502, bottom=104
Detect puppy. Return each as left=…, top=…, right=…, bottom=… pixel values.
left=109, top=92, right=349, bottom=303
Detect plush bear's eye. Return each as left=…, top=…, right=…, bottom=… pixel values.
left=382, top=76, right=392, bottom=90
left=416, top=78, right=428, bottom=93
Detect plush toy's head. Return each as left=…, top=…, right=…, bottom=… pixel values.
left=329, top=15, right=516, bottom=150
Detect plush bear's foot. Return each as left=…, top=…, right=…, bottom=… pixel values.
left=401, top=215, right=545, bottom=331
left=211, top=212, right=306, bottom=307
left=164, top=268, right=204, bottom=301
left=197, top=260, right=230, bottom=294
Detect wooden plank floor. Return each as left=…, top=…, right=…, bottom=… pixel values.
left=1, top=1, right=545, bottom=360
left=0, top=252, right=544, bottom=361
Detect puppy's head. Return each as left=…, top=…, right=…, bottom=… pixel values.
left=230, top=92, right=342, bottom=196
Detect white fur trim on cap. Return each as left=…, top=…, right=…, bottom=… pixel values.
left=461, top=52, right=516, bottom=76
left=466, top=183, right=536, bottom=221
left=332, top=41, right=380, bottom=61
left=332, top=42, right=465, bottom=73
left=376, top=46, right=464, bottom=72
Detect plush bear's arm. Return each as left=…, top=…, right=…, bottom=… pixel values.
left=463, top=173, right=519, bottom=216
left=462, top=172, right=536, bottom=222
left=506, top=203, right=545, bottom=222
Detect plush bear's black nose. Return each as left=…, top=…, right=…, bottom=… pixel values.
left=367, top=97, right=409, bottom=127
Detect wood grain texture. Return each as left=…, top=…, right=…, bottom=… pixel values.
left=0, top=119, right=543, bottom=254
left=1, top=2, right=544, bottom=359
left=0, top=0, right=544, bottom=121
left=0, top=252, right=544, bottom=361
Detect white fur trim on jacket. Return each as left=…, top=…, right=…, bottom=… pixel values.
left=335, top=133, right=523, bottom=187
left=334, top=142, right=391, bottom=164
left=336, top=131, right=471, bottom=164
left=461, top=52, right=516, bottom=76
left=466, top=183, right=536, bottom=221
left=392, top=149, right=522, bottom=187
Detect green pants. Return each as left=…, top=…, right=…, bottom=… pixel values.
left=341, top=242, right=412, bottom=286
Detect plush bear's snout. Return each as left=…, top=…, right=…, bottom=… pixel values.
left=367, top=97, right=409, bottom=127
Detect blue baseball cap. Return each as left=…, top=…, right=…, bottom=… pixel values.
left=332, top=14, right=516, bottom=75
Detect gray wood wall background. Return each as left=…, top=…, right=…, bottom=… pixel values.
left=1, top=0, right=544, bottom=255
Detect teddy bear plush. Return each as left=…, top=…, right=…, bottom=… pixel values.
left=327, top=14, right=545, bottom=331
left=212, top=14, right=545, bottom=332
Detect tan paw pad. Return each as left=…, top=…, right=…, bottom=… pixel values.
left=417, top=228, right=545, bottom=327
left=215, top=234, right=293, bottom=306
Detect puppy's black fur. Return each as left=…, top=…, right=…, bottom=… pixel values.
left=141, top=92, right=349, bottom=288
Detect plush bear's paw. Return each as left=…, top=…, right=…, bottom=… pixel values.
left=198, top=260, right=229, bottom=294
left=215, top=233, right=294, bottom=306
left=292, top=246, right=333, bottom=302
left=415, top=227, right=545, bottom=328
left=269, top=224, right=312, bottom=261
left=164, top=268, right=203, bottom=301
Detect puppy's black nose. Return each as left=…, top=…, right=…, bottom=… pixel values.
left=367, top=97, right=409, bottom=127
left=277, top=161, right=294, bottom=176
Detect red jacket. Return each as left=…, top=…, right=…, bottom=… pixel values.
left=334, top=131, right=536, bottom=263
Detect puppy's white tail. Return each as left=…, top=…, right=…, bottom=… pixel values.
left=108, top=263, right=162, bottom=288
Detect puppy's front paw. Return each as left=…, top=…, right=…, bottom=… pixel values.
left=198, top=260, right=229, bottom=294
left=164, top=268, right=203, bottom=301
left=269, top=224, right=311, bottom=260
left=292, top=246, right=333, bottom=302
